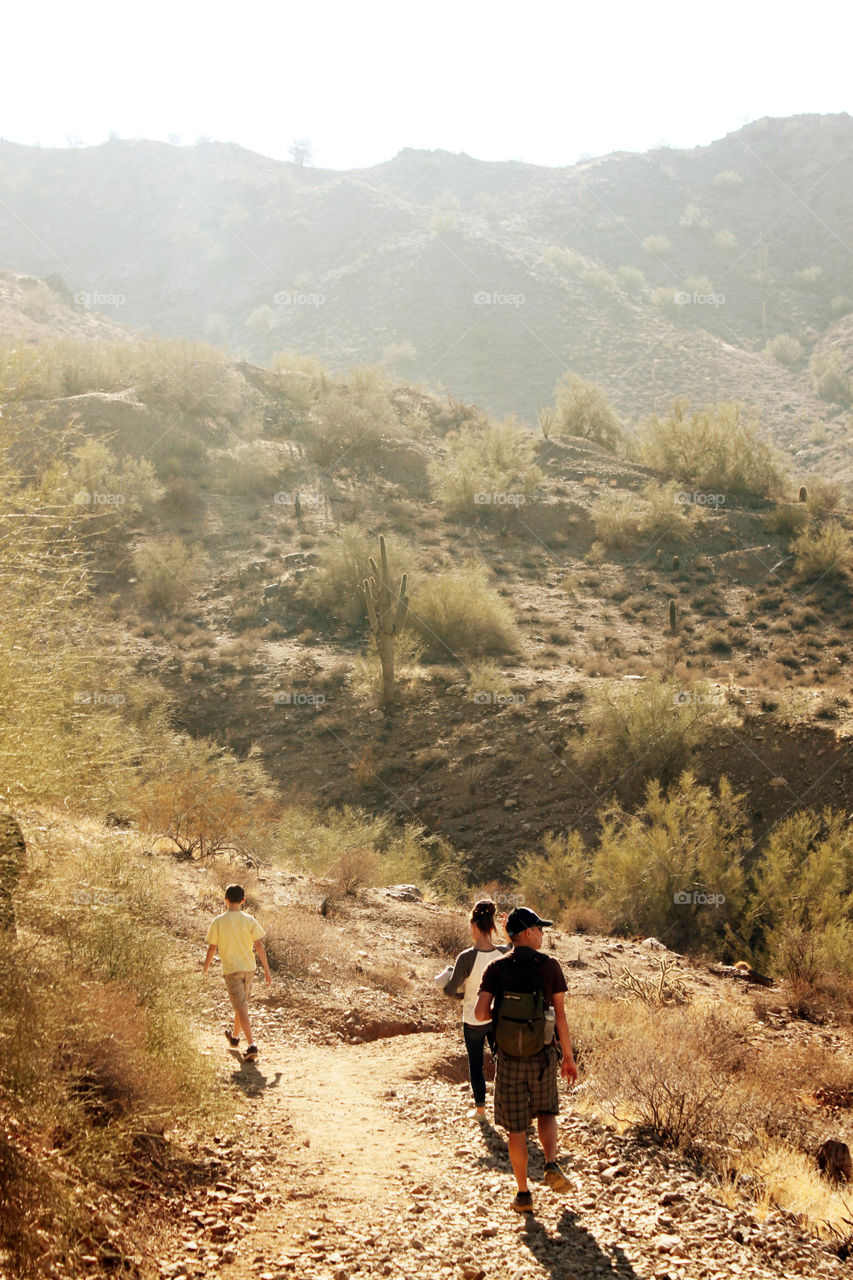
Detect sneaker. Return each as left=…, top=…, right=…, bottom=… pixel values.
left=511, top=1190, right=534, bottom=1214
left=474, top=1107, right=487, bottom=1122
left=224, top=1030, right=240, bottom=1047
left=243, top=1044, right=259, bottom=1061
left=543, top=1161, right=571, bottom=1192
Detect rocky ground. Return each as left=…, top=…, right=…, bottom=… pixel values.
left=136, top=883, right=853, bottom=1280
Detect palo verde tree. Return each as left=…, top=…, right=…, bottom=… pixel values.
left=361, top=535, right=409, bottom=709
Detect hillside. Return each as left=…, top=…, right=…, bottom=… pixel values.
left=1, top=115, right=852, bottom=467
left=4, top=301, right=853, bottom=1276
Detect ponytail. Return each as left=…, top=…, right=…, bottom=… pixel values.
left=470, top=898, right=497, bottom=935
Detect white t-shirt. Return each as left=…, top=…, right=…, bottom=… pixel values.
left=462, top=947, right=502, bottom=1025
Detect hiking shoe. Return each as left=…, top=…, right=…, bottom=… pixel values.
left=474, top=1107, right=487, bottom=1122
left=543, top=1161, right=571, bottom=1192
left=224, top=1030, right=240, bottom=1047
left=511, top=1190, right=534, bottom=1214
left=243, top=1044, right=259, bottom=1061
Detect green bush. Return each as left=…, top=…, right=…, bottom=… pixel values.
left=133, top=535, right=207, bottom=611
left=513, top=831, right=589, bottom=925
left=591, top=772, right=748, bottom=948
left=791, top=520, right=852, bottom=581
left=409, top=563, right=518, bottom=660
left=302, top=367, right=399, bottom=469
left=553, top=372, right=621, bottom=450
left=593, top=481, right=696, bottom=550
left=429, top=416, right=541, bottom=523
left=763, top=333, right=803, bottom=367
left=810, top=351, right=852, bottom=407
left=633, top=400, right=786, bottom=500
left=571, top=676, right=725, bottom=788
left=750, top=810, right=853, bottom=979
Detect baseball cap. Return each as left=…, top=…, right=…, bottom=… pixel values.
left=506, top=906, right=553, bottom=936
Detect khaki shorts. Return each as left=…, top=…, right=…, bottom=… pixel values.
left=223, top=971, right=254, bottom=1013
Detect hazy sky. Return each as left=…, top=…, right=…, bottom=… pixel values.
left=3, top=0, right=851, bottom=169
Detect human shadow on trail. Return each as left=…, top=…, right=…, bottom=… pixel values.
left=519, top=1208, right=639, bottom=1280
left=228, top=1051, right=283, bottom=1097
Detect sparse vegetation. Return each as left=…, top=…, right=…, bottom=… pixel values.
left=409, top=563, right=519, bottom=660
left=552, top=372, right=622, bottom=450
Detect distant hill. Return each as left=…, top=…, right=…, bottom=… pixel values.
left=1, top=115, right=852, bottom=461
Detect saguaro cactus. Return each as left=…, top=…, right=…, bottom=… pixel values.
left=361, top=535, right=408, bottom=708
left=668, top=598, right=678, bottom=634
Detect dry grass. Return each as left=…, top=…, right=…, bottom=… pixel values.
left=1, top=812, right=221, bottom=1277
left=572, top=994, right=853, bottom=1235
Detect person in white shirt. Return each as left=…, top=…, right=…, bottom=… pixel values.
left=439, top=899, right=509, bottom=1119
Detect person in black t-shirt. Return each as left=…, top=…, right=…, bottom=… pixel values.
left=475, top=906, right=578, bottom=1215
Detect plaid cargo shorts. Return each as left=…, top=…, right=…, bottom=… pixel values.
left=494, top=1045, right=559, bottom=1132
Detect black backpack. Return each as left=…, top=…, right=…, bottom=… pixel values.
left=495, top=953, right=548, bottom=1058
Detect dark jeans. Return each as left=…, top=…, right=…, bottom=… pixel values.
left=463, top=1021, right=496, bottom=1106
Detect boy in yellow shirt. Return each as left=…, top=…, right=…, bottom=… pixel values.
left=203, top=884, right=271, bottom=1061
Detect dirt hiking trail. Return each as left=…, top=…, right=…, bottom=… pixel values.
left=150, top=994, right=850, bottom=1280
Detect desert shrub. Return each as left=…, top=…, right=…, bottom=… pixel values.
left=593, top=481, right=696, bottom=550
left=810, top=351, right=853, bottom=407
left=750, top=809, right=853, bottom=979
left=712, top=229, right=738, bottom=252
left=513, top=831, right=589, bottom=926
left=590, top=772, right=749, bottom=949
left=633, top=399, right=786, bottom=500
left=712, top=169, right=743, bottom=190
left=259, top=906, right=349, bottom=976
left=1, top=826, right=218, bottom=1276
left=61, top=438, right=163, bottom=515
left=642, top=233, right=671, bottom=257
left=429, top=416, right=541, bottom=523
left=128, top=736, right=277, bottom=860
left=211, top=439, right=295, bottom=497
left=133, top=535, right=207, bottom=611
left=804, top=478, right=844, bottom=518
left=791, top=520, right=852, bottom=581
left=301, top=366, right=399, bottom=468
left=572, top=678, right=725, bottom=791
left=409, top=563, right=519, bottom=660
left=616, top=265, right=646, bottom=294
left=763, top=502, right=808, bottom=537
left=553, top=372, right=621, bottom=450
left=267, top=804, right=438, bottom=888
left=0, top=430, right=144, bottom=806
left=351, top=630, right=423, bottom=705
left=301, top=524, right=414, bottom=629
left=465, top=659, right=514, bottom=702
left=763, top=333, right=803, bottom=366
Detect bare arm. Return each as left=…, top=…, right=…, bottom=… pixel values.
left=202, top=944, right=217, bottom=973
left=254, top=939, right=272, bottom=985
left=474, top=990, right=494, bottom=1023
left=552, top=991, right=578, bottom=1084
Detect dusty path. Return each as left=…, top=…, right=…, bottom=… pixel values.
left=151, top=996, right=851, bottom=1280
